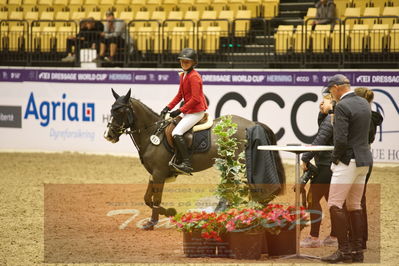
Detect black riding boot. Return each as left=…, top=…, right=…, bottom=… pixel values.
left=172, top=135, right=193, bottom=174
left=321, top=206, right=352, bottom=263
left=349, top=210, right=364, bottom=263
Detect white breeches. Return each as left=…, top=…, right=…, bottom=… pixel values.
left=172, top=111, right=205, bottom=136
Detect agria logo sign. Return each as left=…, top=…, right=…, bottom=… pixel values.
left=24, top=92, right=95, bottom=127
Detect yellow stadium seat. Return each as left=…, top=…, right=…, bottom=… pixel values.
left=71, top=10, right=86, bottom=21
left=119, top=10, right=135, bottom=21
left=9, top=11, right=24, bottom=20
left=164, top=24, right=194, bottom=52
left=390, top=23, right=399, bottom=52
left=343, top=7, right=361, bottom=27
left=40, top=11, right=55, bottom=20
left=312, top=24, right=332, bottom=53
left=381, top=7, right=399, bottom=25
left=53, top=0, right=68, bottom=5
left=199, top=25, right=221, bottom=53
left=234, top=10, right=251, bottom=37
left=361, top=7, right=381, bottom=27
left=69, top=0, right=83, bottom=5
left=55, top=11, right=70, bottom=20
left=262, top=0, right=279, bottom=18
left=164, top=0, right=179, bottom=4
left=7, top=25, right=27, bottom=51
left=135, top=10, right=150, bottom=20
left=131, top=0, right=146, bottom=4
left=304, top=7, right=317, bottom=24
left=24, top=0, right=38, bottom=5
left=196, top=0, right=211, bottom=4
left=184, top=10, right=200, bottom=21
left=180, top=0, right=196, bottom=5
left=38, top=0, right=53, bottom=6
left=274, top=25, right=294, bottom=54
left=370, top=24, right=390, bottom=52
left=372, top=0, right=390, bottom=8
left=135, top=22, right=161, bottom=53
left=199, top=10, right=217, bottom=29
left=85, top=0, right=100, bottom=5
left=0, top=9, right=7, bottom=21
left=218, top=9, right=234, bottom=21
left=0, top=0, right=6, bottom=4
left=100, top=0, right=115, bottom=4
left=8, top=0, right=22, bottom=5
left=349, top=24, right=369, bottom=52
left=334, top=0, right=349, bottom=18
left=24, top=11, right=39, bottom=21
left=331, top=24, right=350, bottom=52
left=167, top=10, right=183, bottom=20
left=87, top=11, right=102, bottom=20
left=116, top=0, right=130, bottom=5
left=293, top=25, right=312, bottom=53
left=151, top=10, right=166, bottom=22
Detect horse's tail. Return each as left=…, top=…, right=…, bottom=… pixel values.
left=257, top=122, right=286, bottom=195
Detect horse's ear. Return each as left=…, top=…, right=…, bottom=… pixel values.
left=112, top=88, right=120, bottom=100
left=122, top=89, right=131, bottom=104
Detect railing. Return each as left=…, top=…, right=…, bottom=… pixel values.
left=0, top=15, right=399, bottom=68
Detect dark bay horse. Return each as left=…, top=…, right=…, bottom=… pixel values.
left=104, top=89, right=286, bottom=229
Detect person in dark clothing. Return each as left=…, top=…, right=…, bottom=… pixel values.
left=321, top=74, right=372, bottom=264
left=61, top=18, right=104, bottom=62
left=300, top=94, right=337, bottom=248
left=353, top=87, right=384, bottom=250
left=313, top=0, right=337, bottom=29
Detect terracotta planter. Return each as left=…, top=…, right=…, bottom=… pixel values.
left=182, top=231, right=216, bottom=257
left=215, top=233, right=232, bottom=258
left=266, top=228, right=296, bottom=256
left=228, top=230, right=264, bottom=260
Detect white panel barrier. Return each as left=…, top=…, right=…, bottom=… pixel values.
left=0, top=68, right=398, bottom=163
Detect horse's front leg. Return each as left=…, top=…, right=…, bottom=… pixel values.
left=142, top=179, right=165, bottom=230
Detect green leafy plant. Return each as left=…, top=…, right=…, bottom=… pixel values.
left=213, top=115, right=249, bottom=208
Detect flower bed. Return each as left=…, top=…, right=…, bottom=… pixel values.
left=170, top=204, right=309, bottom=259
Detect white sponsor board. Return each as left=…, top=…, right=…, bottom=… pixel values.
left=0, top=72, right=398, bottom=163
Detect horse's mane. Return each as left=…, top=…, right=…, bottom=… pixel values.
left=130, top=98, right=160, bottom=118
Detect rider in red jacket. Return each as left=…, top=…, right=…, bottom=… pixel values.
left=160, top=48, right=208, bottom=174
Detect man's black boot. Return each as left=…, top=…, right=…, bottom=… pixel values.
left=172, top=135, right=193, bottom=174
left=349, top=210, right=364, bottom=263
left=321, top=206, right=352, bottom=263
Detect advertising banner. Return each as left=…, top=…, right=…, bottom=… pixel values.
left=0, top=68, right=398, bottom=163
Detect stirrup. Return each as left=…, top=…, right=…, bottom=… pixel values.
left=170, top=162, right=193, bottom=176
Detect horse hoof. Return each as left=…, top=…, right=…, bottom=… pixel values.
left=142, top=220, right=156, bottom=230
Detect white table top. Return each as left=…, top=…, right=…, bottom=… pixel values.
left=258, top=145, right=334, bottom=153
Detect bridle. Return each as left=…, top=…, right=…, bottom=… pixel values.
left=107, top=102, right=170, bottom=153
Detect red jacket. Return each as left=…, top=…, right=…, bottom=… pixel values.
left=167, top=69, right=208, bottom=114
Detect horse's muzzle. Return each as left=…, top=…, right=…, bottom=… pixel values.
left=104, top=130, right=119, bottom=143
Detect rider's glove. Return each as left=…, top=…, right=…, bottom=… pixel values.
left=160, top=106, right=170, bottom=118
left=169, top=109, right=182, bottom=118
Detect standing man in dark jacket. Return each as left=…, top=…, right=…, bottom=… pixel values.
left=321, top=74, right=372, bottom=263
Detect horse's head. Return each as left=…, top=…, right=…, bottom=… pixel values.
left=104, top=89, right=133, bottom=143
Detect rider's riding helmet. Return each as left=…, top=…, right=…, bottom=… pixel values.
left=177, top=48, right=198, bottom=65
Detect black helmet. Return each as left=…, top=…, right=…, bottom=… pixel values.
left=177, top=48, right=198, bottom=63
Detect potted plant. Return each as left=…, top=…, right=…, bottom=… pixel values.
left=223, top=206, right=266, bottom=260
left=262, top=204, right=309, bottom=256
left=171, top=211, right=223, bottom=257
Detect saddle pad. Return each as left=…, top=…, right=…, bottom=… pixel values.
left=163, top=129, right=211, bottom=154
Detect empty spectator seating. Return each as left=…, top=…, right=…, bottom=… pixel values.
left=348, top=24, right=369, bottom=52
left=274, top=25, right=294, bottom=54
left=370, top=23, right=390, bottom=52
